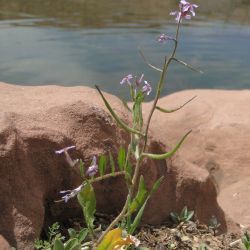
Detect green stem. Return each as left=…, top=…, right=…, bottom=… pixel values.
left=95, top=193, right=130, bottom=245
left=96, top=159, right=141, bottom=245
left=55, top=171, right=126, bottom=203
left=143, top=20, right=181, bottom=150
left=90, top=171, right=126, bottom=184
left=95, top=18, right=182, bottom=247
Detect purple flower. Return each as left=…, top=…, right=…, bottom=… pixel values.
left=135, top=74, right=144, bottom=88
left=142, top=81, right=152, bottom=96
left=86, top=156, right=98, bottom=177
left=181, top=0, right=198, bottom=17
left=120, top=73, right=152, bottom=96
left=55, top=145, right=78, bottom=167
left=120, top=74, right=133, bottom=85
left=60, top=184, right=84, bottom=203
left=170, top=0, right=198, bottom=22
left=55, top=145, right=76, bottom=154
left=157, top=34, right=174, bottom=43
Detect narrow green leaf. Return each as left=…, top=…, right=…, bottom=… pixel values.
left=53, top=239, right=64, bottom=250
left=95, top=85, right=144, bottom=136
left=78, top=183, right=96, bottom=214
left=84, top=201, right=95, bottom=230
left=142, top=130, right=192, bottom=160
left=118, top=147, right=126, bottom=171
left=150, top=176, right=164, bottom=195
left=129, top=176, right=148, bottom=214
left=64, top=239, right=80, bottom=250
left=69, top=245, right=81, bottom=250
left=79, top=160, right=85, bottom=178
left=78, top=228, right=89, bottom=243
left=129, top=198, right=148, bottom=234
left=77, top=182, right=96, bottom=234
left=98, top=155, right=107, bottom=176
left=171, top=57, right=204, bottom=74
left=186, top=211, right=194, bottom=221
left=128, top=176, right=163, bottom=233
left=156, top=96, right=196, bottom=113
left=68, top=228, right=77, bottom=239
left=129, top=176, right=164, bottom=233
left=170, top=212, right=179, bottom=223
left=126, top=161, right=133, bottom=177
left=182, top=206, right=188, bottom=218
left=109, top=152, right=115, bottom=176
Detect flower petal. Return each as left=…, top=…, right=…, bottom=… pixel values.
left=55, top=145, right=76, bottom=154
left=142, top=81, right=152, bottom=95
left=86, top=156, right=98, bottom=177
left=120, top=74, right=133, bottom=85
left=60, top=184, right=84, bottom=203
left=180, top=0, right=188, bottom=4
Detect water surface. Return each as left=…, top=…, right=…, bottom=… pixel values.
left=0, top=0, right=250, bottom=99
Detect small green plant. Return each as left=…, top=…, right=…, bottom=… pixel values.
left=170, top=206, right=194, bottom=224
left=242, top=231, right=250, bottom=250
left=49, top=1, right=202, bottom=249
left=209, top=215, right=221, bottom=235
left=34, top=222, right=64, bottom=250
left=35, top=223, right=89, bottom=250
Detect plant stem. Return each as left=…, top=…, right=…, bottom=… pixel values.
left=95, top=193, right=130, bottom=245
left=55, top=171, right=126, bottom=203
left=96, top=147, right=142, bottom=245
left=95, top=18, right=182, bottom=247
left=143, top=20, right=181, bottom=150
left=90, top=171, right=126, bottom=184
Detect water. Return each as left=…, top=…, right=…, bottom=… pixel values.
left=0, top=0, right=249, bottom=99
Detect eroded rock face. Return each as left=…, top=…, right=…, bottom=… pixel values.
left=143, top=89, right=250, bottom=230
left=0, top=83, right=235, bottom=249
left=0, top=235, right=10, bottom=250
left=0, top=83, right=130, bottom=249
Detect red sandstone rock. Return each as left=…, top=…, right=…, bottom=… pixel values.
left=0, top=83, right=236, bottom=248
left=143, top=89, right=250, bottom=230
left=0, top=235, right=11, bottom=250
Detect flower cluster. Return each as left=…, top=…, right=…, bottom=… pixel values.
left=60, top=184, right=84, bottom=203
left=55, top=146, right=98, bottom=202
left=59, top=157, right=97, bottom=202
left=120, top=73, right=152, bottom=96
left=170, top=0, right=198, bottom=22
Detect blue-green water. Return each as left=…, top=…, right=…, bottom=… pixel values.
left=0, top=0, right=249, bottom=99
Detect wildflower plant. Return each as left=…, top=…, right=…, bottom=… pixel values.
left=34, top=222, right=65, bottom=250
left=242, top=231, right=250, bottom=250
left=53, top=1, right=201, bottom=249
left=170, top=206, right=194, bottom=224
